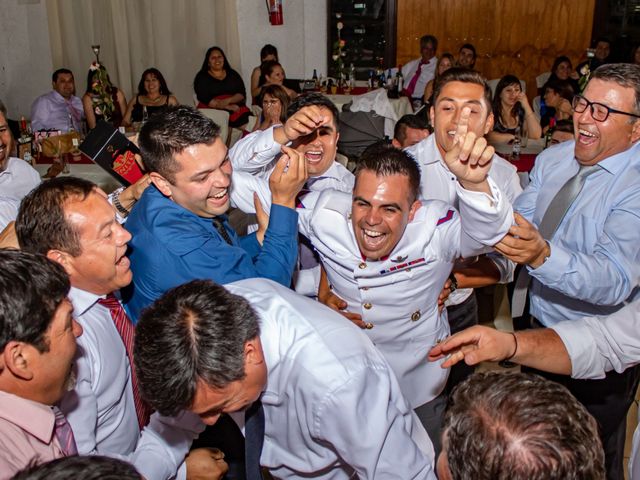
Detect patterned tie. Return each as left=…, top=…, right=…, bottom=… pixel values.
left=404, top=62, right=425, bottom=97
left=52, top=406, right=77, bottom=456
left=98, top=294, right=152, bottom=429
left=212, top=217, right=234, bottom=245
left=245, top=399, right=265, bottom=480
left=511, top=164, right=601, bottom=317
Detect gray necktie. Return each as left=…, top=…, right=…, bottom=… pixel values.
left=511, top=164, right=600, bottom=318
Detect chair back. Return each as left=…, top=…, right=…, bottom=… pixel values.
left=198, top=108, right=230, bottom=145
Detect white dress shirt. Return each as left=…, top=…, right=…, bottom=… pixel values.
left=402, top=57, right=437, bottom=99
left=0, top=157, right=40, bottom=202
left=0, top=196, right=19, bottom=230
left=30, top=90, right=84, bottom=132
left=296, top=181, right=512, bottom=409
left=550, top=301, right=640, bottom=479
left=226, top=278, right=437, bottom=479
left=61, top=287, right=204, bottom=480
left=407, top=134, right=522, bottom=305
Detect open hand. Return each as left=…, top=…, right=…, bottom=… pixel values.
left=282, top=105, right=330, bottom=143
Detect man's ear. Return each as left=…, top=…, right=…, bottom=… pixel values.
left=150, top=172, right=172, bottom=198
left=3, top=342, right=34, bottom=381
left=244, top=337, right=264, bottom=367
left=391, top=138, right=402, bottom=148
left=484, top=112, right=495, bottom=135
left=408, top=199, right=422, bottom=222
left=631, top=119, right=640, bottom=144
left=430, top=105, right=436, bottom=128
left=46, top=249, right=73, bottom=274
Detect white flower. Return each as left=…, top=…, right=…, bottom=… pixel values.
left=94, top=106, right=102, bottom=115
left=332, top=55, right=339, bottom=61
left=336, top=13, right=342, bottom=18
left=337, top=21, right=343, bottom=30
left=580, top=65, right=590, bottom=76
left=89, top=61, right=101, bottom=71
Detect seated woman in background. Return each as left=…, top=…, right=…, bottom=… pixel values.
left=548, top=55, right=579, bottom=93
left=422, top=53, right=454, bottom=105
left=251, top=44, right=278, bottom=103
left=123, top=68, right=178, bottom=127
left=488, top=74, right=541, bottom=144
left=82, top=63, right=127, bottom=129
left=194, top=46, right=250, bottom=128
left=254, top=84, right=290, bottom=132
left=541, top=79, right=574, bottom=132
left=258, top=60, right=298, bottom=100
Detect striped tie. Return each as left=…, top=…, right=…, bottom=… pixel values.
left=98, top=294, right=152, bottom=429
left=52, top=406, right=77, bottom=456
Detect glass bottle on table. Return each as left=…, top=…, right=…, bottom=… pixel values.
left=511, top=126, right=522, bottom=161
left=396, top=65, right=404, bottom=96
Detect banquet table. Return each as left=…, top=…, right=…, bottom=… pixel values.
left=34, top=157, right=122, bottom=193
left=324, top=93, right=413, bottom=119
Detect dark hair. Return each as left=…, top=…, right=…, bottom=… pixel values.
left=134, top=279, right=260, bottom=416
left=0, top=250, right=70, bottom=353
left=543, top=79, right=575, bottom=102
left=552, top=119, right=574, bottom=134
left=436, top=53, right=455, bottom=78
left=420, top=34, right=438, bottom=52
left=354, top=143, right=421, bottom=204
left=591, top=63, right=640, bottom=115
left=260, top=44, right=278, bottom=62
left=138, top=105, right=221, bottom=182
left=394, top=114, right=429, bottom=144
left=52, top=68, right=73, bottom=83
left=443, top=372, right=605, bottom=480
left=259, top=84, right=290, bottom=124
left=259, top=60, right=284, bottom=87
left=286, top=92, right=340, bottom=128
left=137, top=68, right=172, bottom=96
left=198, top=46, right=232, bottom=75
left=12, top=455, right=141, bottom=480
left=492, top=74, right=524, bottom=124
left=85, top=64, right=115, bottom=95
left=16, top=176, right=96, bottom=256
left=459, top=43, right=477, bottom=59
left=593, top=36, right=611, bottom=48
left=432, top=67, right=493, bottom=111
left=551, top=55, right=573, bottom=76
left=0, top=98, right=6, bottom=117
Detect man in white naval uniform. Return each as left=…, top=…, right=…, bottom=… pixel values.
left=295, top=119, right=512, bottom=439
left=406, top=68, right=522, bottom=396
left=229, top=93, right=354, bottom=295
left=134, top=278, right=438, bottom=480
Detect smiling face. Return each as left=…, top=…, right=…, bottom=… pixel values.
left=430, top=81, right=493, bottom=158
left=208, top=49, right=225, bottom=72
left=29, top=298, right=83, bottom=404
left=144, top=73, right=160, bottom=95
left=555, top=61, right=572, bottom=80
left=266, top=65, right=285, bottom=85
left=152, top=137, right=232, bottom=218
left=595, top=41, right=610, bottom=61
left=351, top=170, right=421, bottom=260
left=438, top=57, right=453, bottom=75
left=190, top=339, right=267, bottom=426
left=458, top=48, right=475, bottom=68
left=573, top=78, right=640, bottom=166
left=53, top=73, right=75, bottom=100
left=290, top=106, right=339, bottom=176
left=0, top=112, right=13, bottom=172
left=61, top=191, right=133, bottom=295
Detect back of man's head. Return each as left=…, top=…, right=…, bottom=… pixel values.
left=16, top=176, right=96, bottom=256
left=286, top=92, right=340, bottom=128
left=134, top=279, right=260, bottom=416
left=393, top=114, right=430, bottom=148
left=432, top=68, right=492, bottom=111
left=355, top=143, right=421, bottom=203
left=441, top=372, right=605, bottom=480
left=138, top=105, right=221, bottom=183
left=0, top=249, right=69, bottom=354
left=13, top=455, right=141, bottom=480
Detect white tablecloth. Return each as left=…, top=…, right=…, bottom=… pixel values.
left=324, top=94, right=413, bottom=120
left=35, top=163, right=122, bottom=193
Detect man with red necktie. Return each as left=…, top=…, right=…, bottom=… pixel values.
left=402, top=35, right=439, bottom=102
left=16, top=177, right=228, bottom=480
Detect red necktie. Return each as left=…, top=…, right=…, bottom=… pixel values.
left=52, top=406, right=78, bottom=456
left=98, top=294, right=151, bottom=429
left=404, top=62, right=425, bottom=97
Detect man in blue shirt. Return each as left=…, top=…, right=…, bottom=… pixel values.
left=495, top=63, right=640, bottom=480
left=124, top=106, right=306, bottom=321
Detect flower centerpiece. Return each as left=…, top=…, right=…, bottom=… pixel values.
left=331, top=14, right=347, bottom=82
left=89, top=61, right=115, bottom=121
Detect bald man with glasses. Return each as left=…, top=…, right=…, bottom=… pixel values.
left=495, top=63, right=640, bottom=480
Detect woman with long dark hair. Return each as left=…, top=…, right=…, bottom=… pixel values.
left=488, top=74, right=541, bottom=143
left=123, top=68, right=178, bottom=127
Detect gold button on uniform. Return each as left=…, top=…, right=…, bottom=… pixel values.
left=363, top=302, right=372, bottom=310
left=411, top=310, right=421, bottom=321
left=359, top=262, right=367, bottom=269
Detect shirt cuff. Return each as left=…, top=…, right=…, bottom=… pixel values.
left=268, top=203, right=299, bottom=235
left=550, top=320, right=606, bottom=380
left=528, top=241, right=572, bottom=284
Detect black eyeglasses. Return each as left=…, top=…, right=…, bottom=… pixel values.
left=572, top=95, right=640, bottom=122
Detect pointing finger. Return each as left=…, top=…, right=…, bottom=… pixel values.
left=453, top=106, right=471, bottom=146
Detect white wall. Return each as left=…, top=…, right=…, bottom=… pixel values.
left=0, top=0, right=53, bottom=119
left=0, top=0, right=328, bottom=119
left=235, top=0, right=327, bottom=96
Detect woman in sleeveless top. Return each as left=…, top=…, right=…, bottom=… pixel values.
left=82, top=63, right=127, bottom=129
left=123, top=68, right=178, bottom=127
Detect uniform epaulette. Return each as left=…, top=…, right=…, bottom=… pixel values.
left=436, top=209, right=454, bottom=226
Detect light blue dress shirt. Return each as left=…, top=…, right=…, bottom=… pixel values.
left=515, top=140, right=640, bottom=325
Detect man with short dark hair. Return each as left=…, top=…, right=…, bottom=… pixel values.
left=496, top=63, right=640, bottom=479
left=0, top=250, right=82, bottom=478
left=437, top=372, right=604, bottom=480
left=124, top=105, right=305, bottom=321
left=392, top=114, right=430, bottom=148
left=135, top=278, right=438, bottom=479
left=402, top=35, right=439, bottom=100
left=456, top=44, right=477, bottom=70
left=31, top=69, right=84, bottom=132
left=13, top=455, right=142, bottom=480
left=16, top=177, right=223, bottom=480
